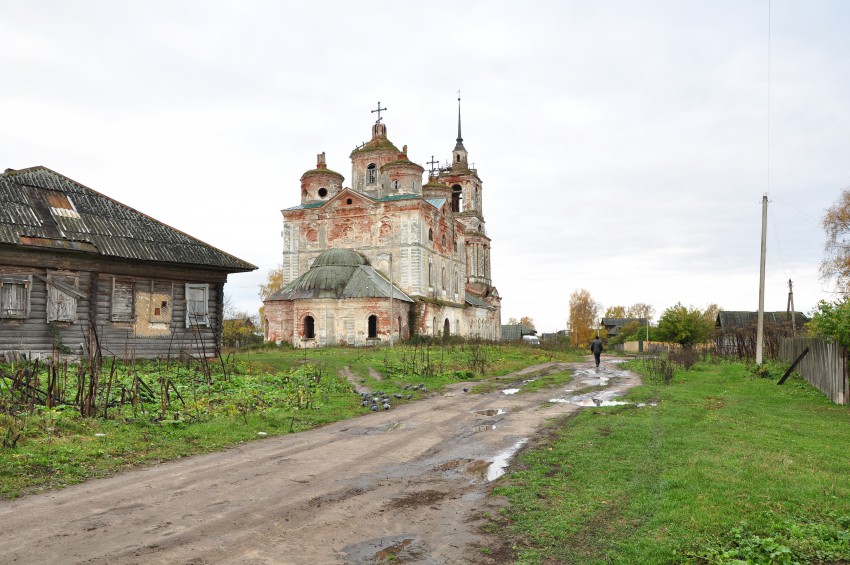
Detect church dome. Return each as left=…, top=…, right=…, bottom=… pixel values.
left=311, top=248, right=368, bottom=268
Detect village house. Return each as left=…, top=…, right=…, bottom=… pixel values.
left=602, top=317, right=648, bottom=338
left=0, top=166, right=256, bottom=360
left=263, top=102, right=501, bottom=346
left=715, top=310, right=808, bottom=358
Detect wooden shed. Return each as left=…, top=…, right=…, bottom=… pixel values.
left=0, top=167, right=256, bottom=360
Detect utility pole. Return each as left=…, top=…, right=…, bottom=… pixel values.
left=787, top=278, right=795, bottom=338
left=756, top=194, right=767, bottom=365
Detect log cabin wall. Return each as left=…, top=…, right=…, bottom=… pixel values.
left=0, top=248, right=228, bottom=360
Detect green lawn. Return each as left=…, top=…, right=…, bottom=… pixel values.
left=489, top=358, right=850, bottom=564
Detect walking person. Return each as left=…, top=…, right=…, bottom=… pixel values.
left=590, top=335, right=603, bottom=368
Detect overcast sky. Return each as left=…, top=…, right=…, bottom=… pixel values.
left=4, top=1, right=849, bottom=333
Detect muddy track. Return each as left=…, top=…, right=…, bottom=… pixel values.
left=0, top=358, right=640, bottom=564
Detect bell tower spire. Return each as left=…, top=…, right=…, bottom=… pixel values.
left=452, top=91, right=468, bottom=170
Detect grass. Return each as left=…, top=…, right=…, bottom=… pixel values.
left=0, top=342, right=578, bottom=498
left=488, top=357, right=850, bottom=564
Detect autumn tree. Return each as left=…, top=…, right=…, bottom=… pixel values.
left=604, top=305, right=626, bottom=318
left=569, top=289, right=600, bottom=347
left=506, top=317, right=518, bottom=325
left=257, top=264, right=286, bottom=322
left=627, top=303, right=655, bottom=321
left=820, top=188, right=850, bottom=292
left=703, top=303, right=721, bottom=325
left=519, top=316, right=535, bottom=329
left=656, top=303, right=714, bottom=348
left=258, top=264, right=286, bottom=301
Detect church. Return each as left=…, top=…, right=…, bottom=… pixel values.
left=263, top=101, right=501, bottom=346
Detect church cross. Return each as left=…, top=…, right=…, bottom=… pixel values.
left=427, top=155, right=440, bottom=176
left=371, top=101, right=387, bottom=123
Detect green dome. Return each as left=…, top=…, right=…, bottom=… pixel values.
left=311, top=248, right=368, bottom=268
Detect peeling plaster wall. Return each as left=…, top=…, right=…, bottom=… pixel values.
left=266, top=297, right=412, bottom=348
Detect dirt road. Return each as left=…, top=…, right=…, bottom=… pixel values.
left=1, top=358, right=640, bottom=564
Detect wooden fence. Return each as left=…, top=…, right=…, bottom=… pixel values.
left=779, top=337, right=848, bottom=405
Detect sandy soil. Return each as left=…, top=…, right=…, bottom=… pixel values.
left=0, top=357, right=640, bottom=564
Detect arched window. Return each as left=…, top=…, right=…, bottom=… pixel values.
left=368, top=315, right=378, bottom=338
left=304, top=315, right=315, bottom=339
left=432, top=316, right=438, bottom=336
left=428, top=258, right=433, bottom=286
left=443, top=318, right=450, bottom=337
left=428, top=227, right=433, bottom=241
left=451, top=184, right=462, bottom=213
left=441, top=266, right=446, bottom=289
left=367, top=163, right=377, bottom=184
left=441, top=234, right=446, bottom=247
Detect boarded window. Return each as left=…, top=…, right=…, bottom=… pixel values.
left=185, top=283, right=209, bottom=327
left=111, top=279, right=135, bottom=322
left=46, top=273, right=83, bottom=323
left=150, top=281, right=173, bottom=323
left=0, top=275, right=31, bottom=319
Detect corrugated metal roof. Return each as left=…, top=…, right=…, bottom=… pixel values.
left=0, top=167, right=255, bottom=272
left=283, top=202, right=324, bottom=211
left=717, top=311, right=809, bottom=329
left=378, top=194, right=419, bottom=202
left=465, top=293, right=494, bottom=310
left=425, top=198, right=447, bottom=209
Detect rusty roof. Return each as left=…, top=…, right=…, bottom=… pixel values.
left=0, top=167, right=255, bottom=272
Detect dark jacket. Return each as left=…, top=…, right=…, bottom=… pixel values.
left=590, top=338, right=603, bottom=355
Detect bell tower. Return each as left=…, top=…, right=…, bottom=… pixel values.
left=451, top=95, right=468, bottom=170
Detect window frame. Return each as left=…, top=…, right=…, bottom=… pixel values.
left=0, top=275, right=31, bottom=320
left=45, top=273, right=83, bottom=323
left=185, top=283, right=210, bottom=327
left=111, top=278, right=136, bottom=322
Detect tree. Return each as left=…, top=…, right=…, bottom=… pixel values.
left=507, top=317, right=518, bottom=325
left=258, top=264, right=286, bottom=301
left=604, top=306, right=626, bottom=318
left=569, top=289, right=600, bottom=347
left=519, top=316, right=535, bottom=329
left=627, top=303, right=655, bottom=321
left=820, top=188, right=850, bottom=292
left=808, top=298, right=850, bottom=348
left=656, top=303, right=714, bottom=348
left=703, top=303, right=721, bottom=324
left=222, top=308, right=262, bottom=348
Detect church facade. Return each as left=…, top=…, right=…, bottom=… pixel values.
left=263, top=103, right=500, bottom=347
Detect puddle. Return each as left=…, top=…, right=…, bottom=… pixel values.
left=550, top=388, right=654, bottom=408
left=471, top=424, right=496, bottom=433
left=386, top=422, right=408, bottom=431
left=550, top=397, right=630, bottom=407
left=501, top=388, right=520, bottom=395
left=487, top=438, right=529, bottom=481
left=343, top=534, right=423, bottom=563
left=475, top=409, right=506, bottom=416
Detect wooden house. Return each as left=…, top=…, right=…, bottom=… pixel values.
left=602, top=318, right=647, bottom=337
left=715, top=310, right=809, bottom=358
left=0, top=167, right=255, bottom=360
